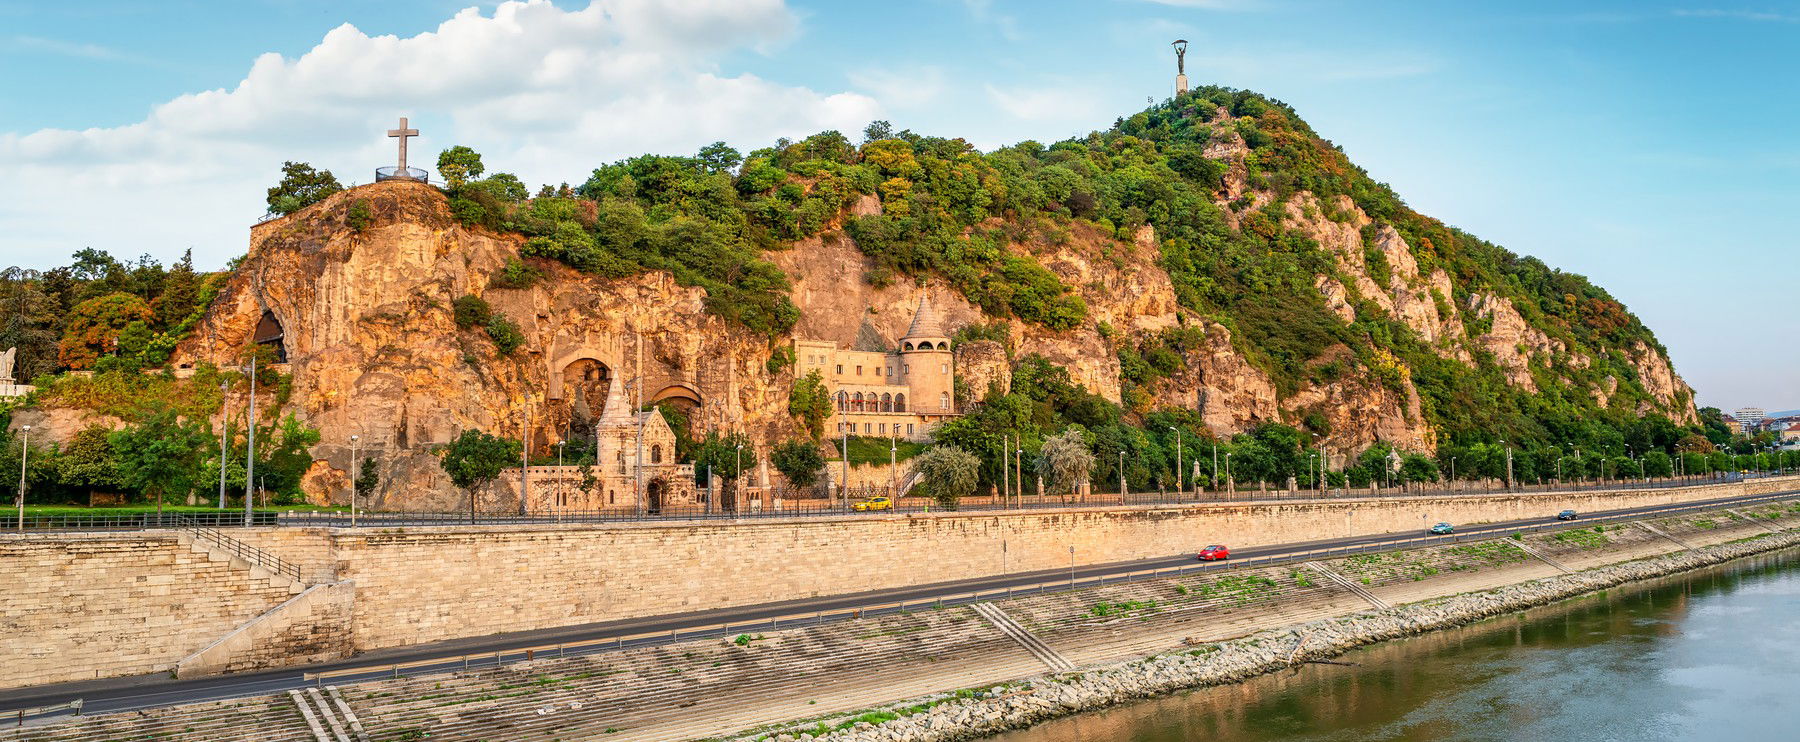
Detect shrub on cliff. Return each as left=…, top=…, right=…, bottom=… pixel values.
left=787, top=370, right=832, bottom=441
left=265, top=161, right=342, bottom=216
left=452, top=295, right=491, bottom=328
left=484, top=314, right=525, bottom=355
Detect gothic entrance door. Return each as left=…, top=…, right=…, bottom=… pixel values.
left=646, top=479, right=665, bottom=515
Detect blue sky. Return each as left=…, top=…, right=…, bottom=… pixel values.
left=1, top=0, right=1794, bottom=412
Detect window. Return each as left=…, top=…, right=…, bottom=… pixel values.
left=852, top=392, right=864, bottom=412
left=940, top=392, right=950, bottom=411
left=941, top=363, right=948, bottom=374
left=835, top=390, right=848, bottom=411
left=907, top=424, right=914, bottom=435
left=878, top=423, right=886, bottom=434
left=651, top=444, right=662, bottom=464
left=617, top=451, right=627, bottom=474
left=856, top=365, right=862, bottom=375
left=903, top=364, right=910, bottom=374
left=608, top=490, right=615, bottom=505
left=894, top=393, right=906, bottom=412
left=864, top=423, right=872, bottom=433
left=836, top=364, right=843, bottom=374
left=881, top=392, right=892, bottom=412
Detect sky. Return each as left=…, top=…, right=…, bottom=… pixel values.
left=0, top=0, right=1794, bottom=413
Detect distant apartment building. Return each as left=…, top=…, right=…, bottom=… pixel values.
left=1735, top=407, right=1766, bottom=430
left=1785, top=424, right=1800, bottom=444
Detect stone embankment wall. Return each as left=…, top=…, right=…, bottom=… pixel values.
left=0, top=533, right=327, bottom=689
left=243, top=476, right=1795, bottom=653
left=3, top=476, right=1792, bottom=690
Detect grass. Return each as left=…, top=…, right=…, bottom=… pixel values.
left=832, top=435, right=928, bottom=466
left=1089, top=599, right=1159, bottom=618
left=1551, top=526, right=1612, bottom=550
left=1692, top=519, right=1718, bottom=530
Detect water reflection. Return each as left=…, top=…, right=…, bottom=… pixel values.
left=992, top=548, right=1800, bottom=742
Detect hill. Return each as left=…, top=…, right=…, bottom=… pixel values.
left=1, top=87, right=1703, bottom=507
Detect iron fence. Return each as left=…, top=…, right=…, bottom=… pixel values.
left=9, top=511, right=278, bottom=531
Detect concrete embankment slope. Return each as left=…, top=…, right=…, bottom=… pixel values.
left=7, top=493, right=1799, bottom=742
left=1, top=476, right=1792, bottom=692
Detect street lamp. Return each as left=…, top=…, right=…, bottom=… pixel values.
left=218, top=381, right=229, bottom=510
left=1224, top=452, right=1233, bottom=496
left=1118, top=449, right=1126, bottom=503
left=243, top=354, right=257, bottom=526
left=1169, top=426, right=1183, bottom=497
left=15, top=425, right=29, bottom=531
left=349, top=435, right=361, bottom=527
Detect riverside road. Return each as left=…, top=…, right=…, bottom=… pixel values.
left=5, top=486, right=1796, bottom=722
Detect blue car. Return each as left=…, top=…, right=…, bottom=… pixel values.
left=1429, top=522, right=1455, bottom=535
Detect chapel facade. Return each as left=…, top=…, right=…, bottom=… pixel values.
left=793, top=294, right=961, bottom=442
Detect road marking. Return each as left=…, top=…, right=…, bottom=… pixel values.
left=1633, top=521, right=1694, bottom=550
left=970, top=602, right=1075, bottom=672
left=287, top=689, right=333, bottom=742
left=1304, top=562, right=1391, bottom=610
left=1510, top=540, right=1573, bottom=574
left=1726, top=509, right=1784, bottom=535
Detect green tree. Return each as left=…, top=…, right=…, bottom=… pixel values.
left=438, top=429, right=522, bottom=523
left=788, top=370, right=832, bottom=441
left=484, top=313, right=525, bottom=355
left=54, top=426, right=120, bottom=496
left=354, top=457, right=379, bottom=500
left=452, top=294, right=492, bottom=328
left=914, top=444, right=980, bottom=511
left=437, top=146, right=486, bottom=189
left=696, top=141, right=742, bottom=173
left=770, top=439, right=826, bottom=489
left=266, top=161, right=343, bottom=215
left=110, top=410, right=209, bottom=516
left=1036, top=427, right=1095, bottom=496
left=694, top=431, right=758, bottom=510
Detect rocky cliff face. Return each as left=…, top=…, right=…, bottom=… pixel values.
left=173, top=181, right=793, bottom=509
left=139, top=101, right=1695, bottom=508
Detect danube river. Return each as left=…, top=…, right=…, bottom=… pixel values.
left=992, top=547, right=1800, bottom=742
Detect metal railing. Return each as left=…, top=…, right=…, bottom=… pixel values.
left=299, top=489, right=1800, bottom=687
left=175, top=516, right=305, bottom=584
left=7, top=699, right=79, bottom=726
left=10, top=511, right=279, bottom=532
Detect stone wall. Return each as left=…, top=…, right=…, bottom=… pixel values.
left=304, top=476, right=1795, bottom=653
left=175, top=581, right=355, bottom=678
left=0, top=533, right=302, bottom=689
left=7, top=476, right=1793, bottom=689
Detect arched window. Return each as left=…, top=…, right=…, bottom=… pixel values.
left=903, top=342, right=914, bottom=351
left=881, top=393, right=893, bottom=412
left=940, top=392, right=950, bottom=411
left=894, top=393, right=906, bottom=412
left=852, top=392, right=864, bottom=412
left=617, top=451, right=627, bottom=475
left=651, top=444, right=662, bottom=464
left=835, top=390, right=848, bottom=411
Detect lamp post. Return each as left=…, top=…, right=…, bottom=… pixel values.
left=244, top=354, right=256, bottom=527
left=1212, top=444, right=1218, bottom=494
left=1118, top=449, right=1126, bottom=504
left=1450, top=456, right=1457, bottom=493
left=218, top=382, right=229, bottom=509
left=1001, top=433, right=1010, bottom=508
left=1309, top=453, right=1317, bottom=495
left=1015, top=445, right=1024, bottom=506
left=349, top=435, right=360, bottom=527
left=1169, top=427, right=1183, bottom=498
left=556, top=439, right=566, bottom=517
left=889, top=434, right=897, bottom=501
left=1224, top=452, right=1233, bottom=496
left=15, top=425, right=29, bottom=531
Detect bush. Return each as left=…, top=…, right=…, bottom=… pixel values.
left=913, top=445, right=980, bottom=510
left=490, top=257, right=542, bottom=289
left=452, top=295, right=491, bottom=328
left=346, top=199, right=373, bottom=231
left=484, top=314, right=525, bottom=355
left=771, top=440, right=826, bottom=488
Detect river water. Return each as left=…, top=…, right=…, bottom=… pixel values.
left=991, top=547, right=1800, bottom=742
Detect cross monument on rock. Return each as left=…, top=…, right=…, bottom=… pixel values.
left=387, top=117, right=420, bottom=171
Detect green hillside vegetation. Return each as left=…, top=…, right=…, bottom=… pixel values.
left=8, top=86, right=1783, bottom=507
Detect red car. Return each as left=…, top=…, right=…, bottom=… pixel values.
left=1197, top=544, right=1230, bottom=561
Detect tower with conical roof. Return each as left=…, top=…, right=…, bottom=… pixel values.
left=900, top=293, right=955, bottom=416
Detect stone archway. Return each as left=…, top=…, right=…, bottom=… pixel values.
left=649, top=382, right=703, bottom=414
left=646, top=477, right=667, bottom=514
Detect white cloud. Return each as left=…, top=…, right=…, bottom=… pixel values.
left=984, top=84, right=1103, bottom=122
left=0, top=0, right=880, bottom=269
left=1134, top=0, right=1263, bottom=9
left=848, top=66, right=948, bottom=109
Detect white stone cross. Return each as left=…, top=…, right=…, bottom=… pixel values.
left=387, top=117, right=419, bottom=170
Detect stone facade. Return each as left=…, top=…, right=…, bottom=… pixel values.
left=795, top=294, right=960, bottom=442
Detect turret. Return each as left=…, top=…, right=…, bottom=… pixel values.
left=900, top=294, right=955, bottom=414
